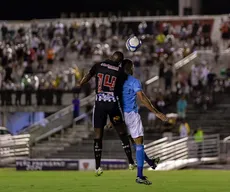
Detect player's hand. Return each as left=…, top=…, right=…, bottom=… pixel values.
left=105, top=122, right=113, bottom=130
left=156, top=112, right=168, bottom=122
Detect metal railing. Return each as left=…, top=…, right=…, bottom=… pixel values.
left=144, top=134, right=220, bottom=170
left=222, top=135, right=230, bottom=163
left=145, top=48, right=230, bottom=86
left=0, top=134, right=30, bottom=166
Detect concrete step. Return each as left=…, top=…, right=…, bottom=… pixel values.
left=35, top=142, right=70, bottom=147
left=50, top=153, right=125, bottom=159
left=49, top=137, right=82, bottom=143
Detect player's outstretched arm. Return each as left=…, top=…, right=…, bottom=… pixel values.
left=80, top=72, right=92, bottom=86
left=136, top=91, right=168, bottom=122
left=80, top=64, right=97, bottom=87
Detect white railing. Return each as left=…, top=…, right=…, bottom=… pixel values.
left=0, top=134, right=30, bottom=166
left=222, top=135, right=230, bottom=163
left=145, top=51, right=198, bottom=86
left=144, top=134, right=220, bottom=170
left=145, top=48, right=230, bottom=86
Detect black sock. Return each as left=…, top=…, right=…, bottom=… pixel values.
left=119, top=134, right=134, bottom=165
left=94, top=139, right=102, bottom=169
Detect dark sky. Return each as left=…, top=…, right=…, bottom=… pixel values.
left=0, top=0, right=176, bottom=19
left=0, top=0, right=229, bottom=20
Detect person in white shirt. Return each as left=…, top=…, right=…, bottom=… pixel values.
left=179, top=120, right=190, bottom=138
left=191, top=64, right=199, bottom=89
left=200, top=62, right=209, bottom=86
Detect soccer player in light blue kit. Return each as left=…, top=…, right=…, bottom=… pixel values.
left=122, top=59, right=168, bottom=185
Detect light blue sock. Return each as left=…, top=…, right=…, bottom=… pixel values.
left=133, top=143, right=152, bottom=166
left=136, top=144, right=144, bottom=178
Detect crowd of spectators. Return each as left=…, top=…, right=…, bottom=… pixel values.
left=144, top=55, right=230, bottom=134
left=0, top=17, right=215, bottom=109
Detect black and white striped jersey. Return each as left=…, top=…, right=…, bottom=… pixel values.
left=89, top=59, right=127, bottom=102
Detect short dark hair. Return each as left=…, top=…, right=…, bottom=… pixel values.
left=111, top=51, right=124, bottom=63
left=122, top=59, right=133, bottom=75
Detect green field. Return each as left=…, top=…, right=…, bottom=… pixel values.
left=0, top=169, right=230, bottom=192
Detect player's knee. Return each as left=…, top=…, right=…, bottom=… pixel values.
left=129, top=136, right=135, bottom=145
left=114, top=123, right=127, bottom=135
left=134, top=136, right=143, bottom=145
left=94, top=128, right=102, bottom=139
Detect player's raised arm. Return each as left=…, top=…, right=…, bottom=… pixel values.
left=122, top=58, right=168, bottom=123
left=80, top=64, right=97, bottom=86
left=136, top=91, right=168, bottom=122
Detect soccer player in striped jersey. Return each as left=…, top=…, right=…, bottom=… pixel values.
left=122, top=59, right=168, bottom=185
left=80, top=52, right=134, bottom=176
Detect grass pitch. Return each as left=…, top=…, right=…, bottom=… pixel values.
left=0, top=169, right=230, bottom=192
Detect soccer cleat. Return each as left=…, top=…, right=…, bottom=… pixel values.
left=95, top=167, right=103, bottom=176
left=129, top=163, right=136, bottom=170
left=136, top=176, right=152, bottom=185
left=151, top=157, right=160, bottom=169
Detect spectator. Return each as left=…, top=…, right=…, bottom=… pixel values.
left=138, top=21, right=147, bottom=35
left=200, top=61, right=209, bottom=88
left=177, top=95, right=187, bottom=119
left=15, top=83, right=23, bottom=106
left=156, top=32, right=166, bottom=45
left=164, top=64, right=173, bottom=91
left=158, top=59, right=165, bottom=90
left=194, top=127, right=204, bottom=159
left=47, top=46, right=55, bottom=66
left=220, top=19, right=230, bottom=48
left=147, top=97, right=156, bottom=131
left=179, top=119, right=190, bottom=138
left=4, top=63, right=13, bottom=82
left=1, top=23, right=8, bottom=40
left=191, top=63, right=200, bottom=92
left=213, top=43, right=220, bottom=64
left=156, top=95, right=166, bottom=114
left=73, top=96, right=80, bottom=122
left=207, top=68, right=216, bottom=90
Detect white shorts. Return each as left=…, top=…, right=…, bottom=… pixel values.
left=124, top=111, right=144, bottom=138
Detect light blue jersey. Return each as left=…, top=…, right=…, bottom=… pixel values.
left=122, top=75, right=142, bottom=113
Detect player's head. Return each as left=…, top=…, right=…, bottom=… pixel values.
left=122, top=59, right=134, bottom=75
left=111, top=51, right=124, bottom=64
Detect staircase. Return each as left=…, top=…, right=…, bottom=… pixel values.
left=31, top=124, right=93, bottom=158
left=186, top=104, right=230, bottom=139
left=48, top=138, right=153, bottom=159
left=20, top=94, right=95, bottom=144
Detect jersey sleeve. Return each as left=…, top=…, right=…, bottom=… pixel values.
left=89, top=64, right=97, bottom=76
left=133, top=79, right=142, bottom=93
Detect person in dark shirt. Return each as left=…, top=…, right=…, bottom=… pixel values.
left=72, top=97, right=80, bottom=119
left=80, top=51, right=134, bottom=176
left=4, top=64, right=12, bottom=82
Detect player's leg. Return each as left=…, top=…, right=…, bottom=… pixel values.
left=129, top=136, right=160, bottom=169
left=93, top=102, right=107, bottom=176
left=124, top=111, right=151, bottom=185
left=113, top=122, right=135, bottom=167
left=109, top=102, right=135, bottom=166
left=104, top=121, right=135, bottom=169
